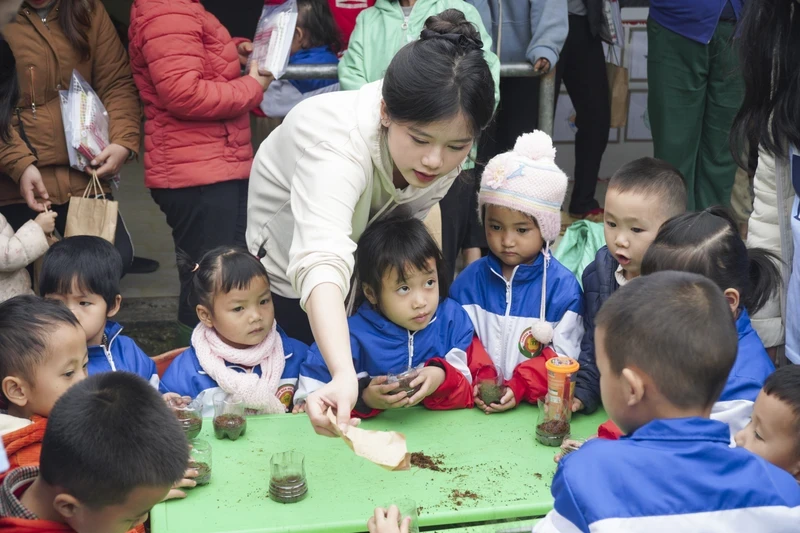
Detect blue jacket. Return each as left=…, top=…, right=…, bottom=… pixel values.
left=575, top=245, right=617, bottom=414
left=160, top=327, right=308, bottom=417
left=650, top=0, right=742, bottom=44
left=296, top=298, right=474, bottom=406
left=712, top=309, right=775, bottom=436
left=88, top=321, right=158, bottom=388
left=535, top=417, right=800, bottom=532
left=450, top=253, right=584, bottom=380
left=465, top=0, right=568, bottom=68
left=259, top=46, right=339, bottom=118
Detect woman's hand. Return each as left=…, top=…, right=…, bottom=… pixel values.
left=91, top=143, right=130, bottom=178
left=368, top=506, right=410, bottom=533
left=237, top=41, right=254, bottom=66
left=533, top=58, right=551, bottom=74
left=305, top=372, right=360, bottom=437
left=19, top=164, right=50, bottom=212
left=405, top=366, right=445, bottom=407
left=362, top=376, right=408, bottom=410
left=248, top=61, right=275, bottom=91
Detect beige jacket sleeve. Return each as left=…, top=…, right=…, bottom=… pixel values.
left=0, top=218, right=49, bottom=272
left=746, top=146, right=793, bottom=347
left=288, top=141, right=369, bottom=309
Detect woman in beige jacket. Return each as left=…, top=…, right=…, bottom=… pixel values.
left=247, top=10, right=495, bottom=436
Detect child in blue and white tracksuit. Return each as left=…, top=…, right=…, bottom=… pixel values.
left=160, top=247, right=308, bottom=417
left=296, top=217, right=477, bottom=418
left=450, top=132, right=583, bottom=412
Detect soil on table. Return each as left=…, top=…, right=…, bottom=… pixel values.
left=176, top=409, right=202, bottom=440
left=213, top=414, right=247, bottom=440
left=450, top=489, right=479, bottom=507
left=410, top=451, right=447, bottom=472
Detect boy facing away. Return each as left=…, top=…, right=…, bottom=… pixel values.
left=535, top=272, right=800, bottom=532
left=39, top=236, right=158, bottom=387
left=0, top=372, right=188, bottom=533
left=574, top=158, right=686, bottom=414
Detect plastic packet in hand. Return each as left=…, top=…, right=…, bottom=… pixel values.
left=249, top=0, right=298, bottom=79
left=59, top=90, right=89, bottom=172
left=65, top=70, right=119, bottom=186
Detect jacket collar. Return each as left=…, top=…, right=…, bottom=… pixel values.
left=486, top=251, right=545, bottom=285
left=623, top=417, right=732, bottom=445
left=0, top=466, right=39, bottom=520
left=88, top=321, right=122, bottom=351
left=735, top=308, right=754, bottom=340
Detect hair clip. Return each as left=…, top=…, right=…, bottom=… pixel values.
left=191, top=263, right=200, bottom=273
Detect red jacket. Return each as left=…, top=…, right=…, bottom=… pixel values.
left=128, top=0, right=264, bottom=190
left=327, top=0, right=376, bottom=49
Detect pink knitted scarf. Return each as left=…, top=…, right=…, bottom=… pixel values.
left=192, top=322, right=286, bottom=414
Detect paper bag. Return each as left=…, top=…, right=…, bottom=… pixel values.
left=327, top=410, right=410, bottom=471
left=606, top=47, right=629, bottom=128
left=64, top=171, right=117, bottom=243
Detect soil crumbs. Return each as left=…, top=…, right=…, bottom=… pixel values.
left=450, top=489, right=479, bottom=507
left=410, top=451, right=448, bottom=472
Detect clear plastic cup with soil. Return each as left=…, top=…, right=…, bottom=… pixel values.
left=386, top=365, right=420, bottom=396
left=213, top=393, right=247, bottom=441
left=168, top=396, right=203, bottom=440
left=475, top=365, right=506, bottom=405
left=269, top=451, right=308, bottom=503
left=536, top=397, right=572, bottom=446
left=535, top=357, right=580, bottom=447
left=188, top=438, right=212, bottom=486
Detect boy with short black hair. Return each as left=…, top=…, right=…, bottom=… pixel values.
left=575, top=157, right=686, bottom=414
left=0, top=372, right=188, bottom=533
left=736, top=365, right=800, bottom=481
left=535, top=272, right=800, bottom=532
left=40, top=236, right=158, bottom=387
left=0, top=295, right=88, bottom=470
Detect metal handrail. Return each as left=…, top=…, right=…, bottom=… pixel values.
left=281, top=63, right=556, bottom=137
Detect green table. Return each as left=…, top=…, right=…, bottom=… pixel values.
left=151, top=405, right=606, bottom=533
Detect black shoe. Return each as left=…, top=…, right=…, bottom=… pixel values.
left=128, top=256, right=160, bottom=274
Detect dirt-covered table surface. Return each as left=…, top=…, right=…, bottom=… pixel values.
left=150, top=405, right=608, bottom=533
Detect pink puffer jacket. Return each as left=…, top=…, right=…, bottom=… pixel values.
left=128, top=0, right=263, bottom=189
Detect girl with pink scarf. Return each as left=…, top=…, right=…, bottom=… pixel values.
left=160, top=247, right=309, bottom=417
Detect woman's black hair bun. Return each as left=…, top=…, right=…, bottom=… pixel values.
left=420, top=9, right=483, bottom=53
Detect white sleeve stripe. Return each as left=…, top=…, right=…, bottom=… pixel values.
left=533, top=510, right=584, bottom=533
left=295, top=376, right=326, bottom=403
left=443, top=348, right=472, bottom=384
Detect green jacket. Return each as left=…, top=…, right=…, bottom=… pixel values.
left=339, top=0, right=501, bottom=171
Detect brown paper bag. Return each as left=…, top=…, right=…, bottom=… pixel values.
left=64, top=171, right=117, bottom=243
left=606, top=48, right=629, bottom=128
left=327, top=410, right=410, bottom=471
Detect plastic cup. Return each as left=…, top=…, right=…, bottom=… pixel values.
left=475, top=365, right=506, bottom=405
left=168, top=396, right=203, bottom=440
left=384, top=499, right=419, bottom=533
left=269, top=451, right=308, bottom=503
left=213, top=393, right=247, bottom=441
left=536, top=398, right=571, bottom=447
left=386, top=365, right=420, bottom=396
left=188, top=439, right=212, bottom=486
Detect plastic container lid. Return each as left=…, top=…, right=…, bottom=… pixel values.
left=545, top=356, right=580, bottom=374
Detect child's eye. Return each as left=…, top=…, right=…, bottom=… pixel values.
left=79, top=301, right=92, bottom=307
left=410, top=136, right=427, bottom=145
left=232, top=306, right=244, bottom=312
left=64, top=370, right=74, bottom=377
left=260, top=298, right=270, bottom=306
left=631, top=227, right=644, bottom=234
left=449, top=145, right=467, bottom=151
left=755, top=430, right=764, bottom=441
left=82, top=361, right=89, bottom=369
left=606, top=221, right=617, bottom=228
left=490, top=224, right=501, bottom=231
left=517, top=228, right=528, bottom=234
left=425, top=279, right=436, bottom=288
left=397, top=286, right=410, bottom=295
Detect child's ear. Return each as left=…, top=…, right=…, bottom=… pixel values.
left=53, top=493, right=82, bottom=520
left=2, top=376, right=29, bottom=409
left=362, top=283, right=378, bottom=306
left=620, top=367, right=645, bottom=407
left=196, top=305, right=214, bottom=328
left=106, top=294, right=123, bottom=319
left=723, top=288, right=740, bottom=316
left=294, top=26, right=306, bottom=47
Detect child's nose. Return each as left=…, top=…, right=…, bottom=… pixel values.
left=733, top=429, right=745, bottom=447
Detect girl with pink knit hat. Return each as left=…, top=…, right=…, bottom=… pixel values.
left=450, top=131, right=584, bottom=414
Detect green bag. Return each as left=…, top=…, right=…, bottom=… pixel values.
left=553, top=221, right=606, bottom=288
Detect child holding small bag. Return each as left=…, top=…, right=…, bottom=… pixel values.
left=0, top=209, right=56, bottom=303
left=450, top=131, right=584, bottom=414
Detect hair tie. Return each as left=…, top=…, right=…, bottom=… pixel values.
left=419, top=29, right=483, bottom=53
left=191, top=263, right=200, bottom=273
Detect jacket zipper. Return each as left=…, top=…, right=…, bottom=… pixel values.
left=397, top=3, right=411, bottom=43
left=407, top=330, right=415, bottom=369
left=28, top=67, right=36, bottom=119
left=490, top=265, right=516, bottom=375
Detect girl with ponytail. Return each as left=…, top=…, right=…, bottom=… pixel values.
left=641, top=206, right=781, bottom=437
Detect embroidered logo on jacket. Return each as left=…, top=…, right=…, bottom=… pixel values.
left=277, top=384, right=296, bottom=412
left=518, top=328, right=544, bottom=359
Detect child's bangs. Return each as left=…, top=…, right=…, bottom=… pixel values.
left=215, top=252, right=270, bottom=295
